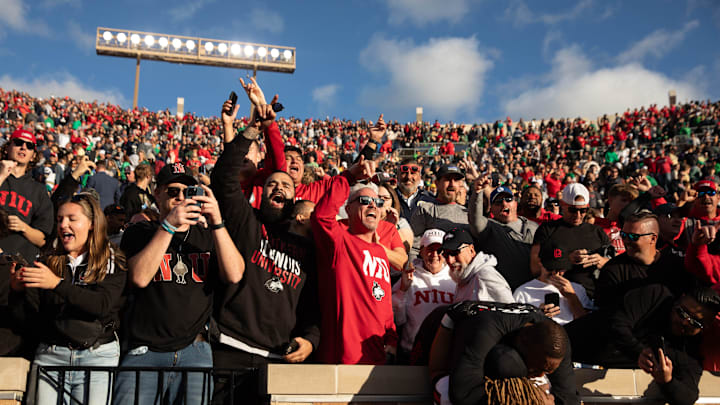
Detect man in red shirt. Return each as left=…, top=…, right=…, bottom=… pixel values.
left=311, top=175, right=398, bottom=365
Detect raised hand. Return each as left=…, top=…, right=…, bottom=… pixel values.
left=239, top=76, right=267, bottom=106
left=369, top=114, right=387, bottom=143
left=221, top=100, right=240, bottom=127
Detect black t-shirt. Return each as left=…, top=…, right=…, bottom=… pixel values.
left=121, top=221, right=214, bottom=352
left=0, top=173, right=54, bottom=263
left=533, top=219, right=610, bottom=298
left=119, top=183, right=155, bottom=219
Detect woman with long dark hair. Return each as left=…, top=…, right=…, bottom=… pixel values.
left=11, top=192, right=126, bottom=404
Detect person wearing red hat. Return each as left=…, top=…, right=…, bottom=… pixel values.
left=0, top=129, right=54, bottom=263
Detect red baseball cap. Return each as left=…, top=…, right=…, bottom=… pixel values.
left=10, top=129, right=36, bottom=145
left=693, top=180, right=717, bottom=191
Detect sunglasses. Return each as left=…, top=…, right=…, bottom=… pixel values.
left=12, top=138, right=35, bottom=150
left=568, top=207, right=589, bottom=214
left=166, top=186, right=185, bottom=199
left=399, top=165, right=420, bottom=174
left=549, top=201, right=560, bottom=206
left=698, top=190, right=717, bottom=197
left=674, top=305, right=704, bottom=330
left=351, top=195, right=384, bottom=207
left=442, top=244, right=471, bottom=258
left=619, top=231, right=655, bottom=242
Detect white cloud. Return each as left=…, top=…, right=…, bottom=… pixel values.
left=0, top=73, right=128, bottom=107
left=168, top=0, right=215, bottom=22
left=617, top=20, right=699, bottom=64
left=312, top=84, right=341, bottom=107
left=502, top=46, right=705, bottom=119
left=249, top=8, right=285, bottom=34
left=386, top=0, right=470, bottom=25
left=358, top=35, right=493, bottom=120
left=504, top=0, right=593, bottom=26
left=0, top=0, right=51, bottom=36
left=67, top=21, right=94, bottom=53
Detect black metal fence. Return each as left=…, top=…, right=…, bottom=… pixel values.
left=32, top=365, right=259, bottom=405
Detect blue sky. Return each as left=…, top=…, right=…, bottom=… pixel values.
left=1, top=0, right=719, bottom=123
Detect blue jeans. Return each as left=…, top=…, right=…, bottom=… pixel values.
left=33, top=340, right=120, bottom=405
left=113, top=341, right=213, bottom=405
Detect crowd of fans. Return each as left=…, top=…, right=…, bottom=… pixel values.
left=1, top=79, right=720, bottom=405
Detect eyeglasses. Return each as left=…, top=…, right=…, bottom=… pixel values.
left=12, top=138, right=35, bottom=150
left=620, top=231, right=656, bottom=242
left=166, top=186, right=185, bottom=199
left=442, top=244, right=471, bottom=258
left=568, top=207, right=589, bottom=214
left=698, top=190, right=717, bottom=197
left=549, top=201, right=560, bottom=206
left=674, top=305, right=704, bottom=330
left=399, top=165, right=420, bottom=174
left=492, top=196, right=514, bottom=204
left=351, top=195, right=384, bottom=207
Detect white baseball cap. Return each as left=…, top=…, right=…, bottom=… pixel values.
left=420, top=229, right=445, bottom=247
left=561, top=183, right=590, bottom=206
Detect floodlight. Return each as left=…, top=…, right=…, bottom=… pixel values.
left=130, top=34, right=140, bottom=45
left=283, top=50, right=292, bottom=60
left=117, top=32, right=127, bottom=43
left=257, top=47, right=267, bottom=57
left=102, top=31, right=112, bottom=41
left=231, top=43, right=241, bottom=55
left=171, top=38, right=181, bottom=49
left=218, top=43, right=227, bottom=54
left=159, top=37, right=168, bottom=48
left=186, top=40, right=195, bottom=50
left=144, top=35, right=155, bottom=47
left=204, top=42, right=214, bottom=53
left=270, top=48, right=280, bottom=59
left=244, top=45, right=254, bottom=57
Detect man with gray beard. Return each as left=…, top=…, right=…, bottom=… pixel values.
left=396, top=158, right=435, bottom=221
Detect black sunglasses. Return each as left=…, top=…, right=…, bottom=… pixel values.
left=442, top=244, right=470, bottom=258
left=698, top=190, right=717, bottom=197
left=166, top=186, right=185, bottom=198
left=12, top=138, right=35, bottom=150
left=351, top=195, right=384, bottom=207
left=400, top=165, right=420, bottom=174
left=568, top=207, right=589, bottom=214
left=620, top=231, right=655, bottom=242
left=674, top=305, right=704, bottom=330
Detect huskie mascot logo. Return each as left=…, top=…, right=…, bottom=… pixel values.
left=265, top=276, right=284, bottom=293
left=372, top=281, right=385, bottom=301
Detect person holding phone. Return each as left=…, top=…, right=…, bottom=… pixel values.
left=113, top=163, right=243, bottom=405
left=9, top=192, right=126, bottom=404
left=514, top=241, right=592, bottom=325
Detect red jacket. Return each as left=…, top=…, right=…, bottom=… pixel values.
left=685, top=243, right=720, bottom=293
left=311, top=175, right=397, bottom=364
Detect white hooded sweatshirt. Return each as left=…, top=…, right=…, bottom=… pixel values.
left=451, top=251, right=514, bottom=304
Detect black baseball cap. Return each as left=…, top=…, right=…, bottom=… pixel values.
left=156, top=162, right=197, bottom=186
left=436, top=164, right=464, bottom=180
left=442, top=227, right=474, bottom=252
left=540, top=241, right=572, bottom=272
left=653, top=203, right=679, bottom=217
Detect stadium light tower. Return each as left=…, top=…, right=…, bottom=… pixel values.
left=95, top=27, right=296, bottom=109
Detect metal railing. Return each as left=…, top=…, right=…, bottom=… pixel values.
left=34, top=365, right=259, bottom=405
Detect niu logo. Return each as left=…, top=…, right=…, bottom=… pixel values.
left=172, top=163, right=185, bottom=174
left=554, top=249, right=562, bottom=258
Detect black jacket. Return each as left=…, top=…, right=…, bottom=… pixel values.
left=448, top=301, right=579, bottom=405
left=210, top=132, right=320, bottom=355
left=11, top=247, right=126, bottom=347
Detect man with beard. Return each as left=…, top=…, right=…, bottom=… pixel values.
left=518, top=184, right=561, bottom=224
left=469, top=183, right=539, bottom=289
left=395, top=158, right=434, bottom=221
left=226, top=77, right=371, bottom=207
left=211, top=100, right=319, bottom=404
left=409, top=164, right=468, bottom=259
left=312, top=164, right=397, bottom=365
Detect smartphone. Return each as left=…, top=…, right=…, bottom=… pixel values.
left=650, top=335, right=666, bottom=358
left=544, top=292, right=560, bottom=307
left=491, top=172, right=500, bottom=187
left=184, top=185, right=205, bottom=206
left=229, top=91, right=238, bottom=111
